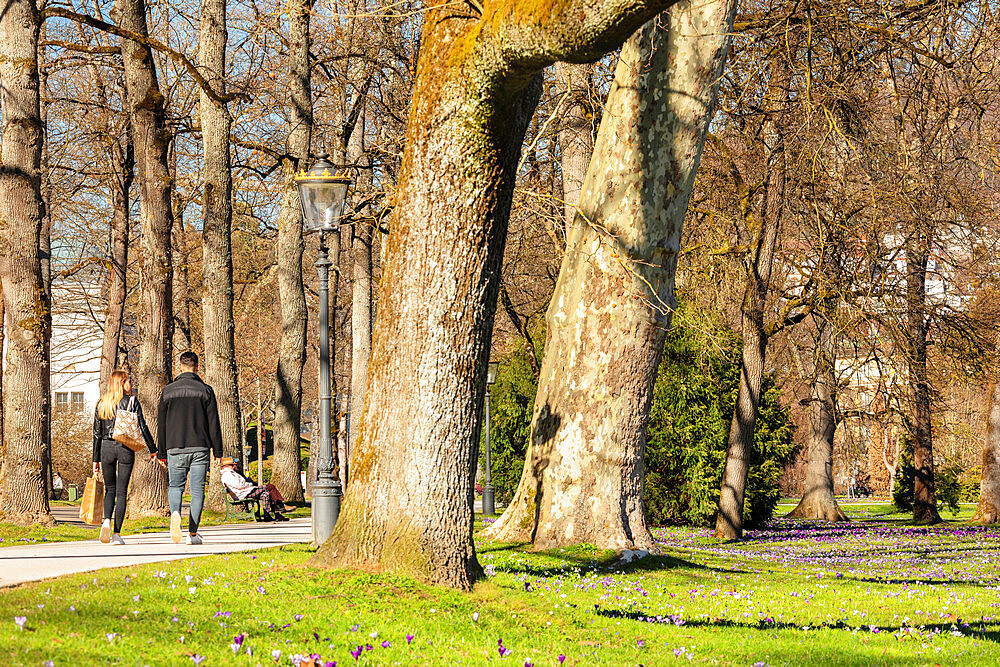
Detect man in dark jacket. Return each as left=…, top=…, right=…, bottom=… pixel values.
left=157, top=351, right=223, bottom=545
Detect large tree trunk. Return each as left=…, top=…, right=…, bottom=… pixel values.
left=713, top=55, right=791, bottom=541
left=199, top=0, right=243, bottom=510
left=787, top=313, right=847, bottom=521
left=0, top=0, right=53, bottom=525
left=487, top=0, right=736, bottom=550
left=170, top=145, right=193, bottom=356
left=974, top=381, right=1000, bottom=523
left=117, top=0, right=173, bottom=516
left=270, top=0, right=312, bottom=503
left=905, top=232, right=940, bottom=524
left=312, top=0, right=676, bottom=589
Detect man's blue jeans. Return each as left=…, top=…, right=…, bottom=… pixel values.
left=167, top=449, right=210, bottom=534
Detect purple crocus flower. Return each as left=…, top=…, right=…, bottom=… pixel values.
left=14, top=617, right=26, bottom=630
left=271, top=649, right=281, bottom=662
left=294, top=614, right=304, bottom=621
left=190, top=656, right=205, bottom=665
left=381, top=640, right=390, bottom=648
left=351, top=646, right=363, bottom=661
left=558, top=655, right=566, bottom=664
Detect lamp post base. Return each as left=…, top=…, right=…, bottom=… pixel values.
left=311, top=480, right=342, bottom=547
left=482, top=484, right=495, bottom=516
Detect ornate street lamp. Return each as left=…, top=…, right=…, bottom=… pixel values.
left=296, top=154, right=350, bottom=547
left=482, top=361, right=499, bottom=516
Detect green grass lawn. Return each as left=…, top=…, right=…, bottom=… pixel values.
left=2, top=504, right=999, bottom=665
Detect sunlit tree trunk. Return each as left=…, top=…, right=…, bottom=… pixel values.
left=974, top=380, right=1000, bottom=523
left=787, top=312, right=847, bottom=521
left=100, top=140, right=133, bottom=387
left=199, top=0, right=243, bottom=509
left=488, top=0, right=737, bottom=550
left=116, top=0, right=173, bottom=516
left=714, top=55, right=791, bottom=541
left=556, top=62, right=593, bottom=231
left=905, top=231, right=940, bottom=524
left=349, top=110, right=372, bottom=459
left=313, top=0, right=679, bottom=589
left=270, top=0, right=312, bottom=503
left=0, top=0, right=53, bottom=525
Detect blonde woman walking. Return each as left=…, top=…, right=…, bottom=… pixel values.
left=92, top=370, right=157, bottom=544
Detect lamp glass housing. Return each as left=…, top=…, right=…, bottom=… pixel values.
left=296, top=157, right=350, bottom=234
left=487, top=361, right=499, bottom=385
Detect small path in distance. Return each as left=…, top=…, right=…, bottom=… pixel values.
left=0, top=518, right=311, bottom=588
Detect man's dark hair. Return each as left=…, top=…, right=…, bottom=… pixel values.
left=179, top=351, right=199, bottom=370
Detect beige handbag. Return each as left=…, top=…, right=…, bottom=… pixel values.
left=113, top=396, right=146, bottom=453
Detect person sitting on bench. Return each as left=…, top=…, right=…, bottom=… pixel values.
left=219, top=457, right=294, bottom=521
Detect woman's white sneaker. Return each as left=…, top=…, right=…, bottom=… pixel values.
left=99, top=519, right=112, bottom=544
left=170, top=512, right=183, bottom=543
left=111, top=534, right=125, bottom=545
left=185, top=533, right=203, bottom=546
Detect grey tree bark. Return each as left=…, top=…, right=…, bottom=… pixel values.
left=170, top=143, right=193, bottom=356
left=974, top=380, right=1000, bottom=523
left=116, top=0, right=173, bottom=516
left=787, top=312, right=847, bottom=521
left=312, top=0, right=681, bottom=590
left=486, top=0, right=737, bottom=550
left=714, top=55, right=791, bottom=541
left=556, top=62, right=594, bottom=231
left=905, top=231, right=941, bottom=524
left=199, top=0, right=244, bottom=509
left=270, top=0, right=312, bottom=503
left=349, top=110, right=372, bottom=459
left=0, top=0, right=54, bottom=525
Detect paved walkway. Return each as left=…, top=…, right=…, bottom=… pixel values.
left=0, top=518, right=312, bottom=588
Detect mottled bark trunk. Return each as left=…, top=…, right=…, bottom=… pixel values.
left=974, top=381, right=1000, bottom=523
left=556, top=62, right=593, bottom=230
left=488, top=1, right=736, bottom=550
left=787, top=314, right=847, bottom=521
left=117, top=0, right=173, bottom=516
left=0, top=0, right=53, bottom=525
left=270, top=0, right=312, bottom=503
left=905, top=233, right=940, bottom=524
left=100, top=141, right=133, bottom=388
left=313, top=0, right=678, bottom=588
left=714, top=55, right=790, bottom=541
left=199, top=0, right=243, bottom=510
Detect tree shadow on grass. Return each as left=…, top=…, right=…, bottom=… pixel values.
left=477, top=541, right=744, bottom=577
left=594, top=607, right=1000, bottom=644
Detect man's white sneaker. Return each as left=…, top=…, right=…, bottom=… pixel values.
left=99, top=519, right=112, bottom=544
left=170, top=512, right=183, bottom=544
left=185, top=533, right=203, bottom=546
left=112, top=534, right=125, bottom=545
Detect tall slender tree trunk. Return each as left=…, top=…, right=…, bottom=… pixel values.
left=714, top=56, right=791, bottom=541
left=170, top=144, right=192, bottom=355
left=787, top=312, right=847, bottom=521
left=974, top=380, right=1000, bottom=523
left=312, top=0, right=676, bottom=589
left=270, top=0, right=312, bottom=503
left=905, top=231, right=940, bottom=524
left=100, top=141, right=133, bottom=388
left=199, top=0, right=243, bottom=509
left=488, top=0, right=736, bottom=550
left=116, top=0, right=173, bottom=516
left=349, top=111, right=372, bottom=459
left=0, top=0, right=53, bottom=525
left=556, top=62, right=593, bottom=231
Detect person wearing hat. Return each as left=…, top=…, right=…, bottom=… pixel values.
left=219, top=457, right=294, bottom=521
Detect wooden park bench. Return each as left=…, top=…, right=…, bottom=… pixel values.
left=224, top=485, right=262, bottom=522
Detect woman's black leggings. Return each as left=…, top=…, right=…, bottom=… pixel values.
left=100, top=440, right=135, bottom=533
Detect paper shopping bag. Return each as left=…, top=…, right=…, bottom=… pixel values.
left=79, top=476, right=105, bottom=526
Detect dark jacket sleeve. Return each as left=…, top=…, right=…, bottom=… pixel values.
left=92, top=406, right=102, bottom=463
left=134, top=400, right=157, bottom=454
left=205, top=387, right=223, bottom=458
left=157, top=394, right=168, bottom=460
